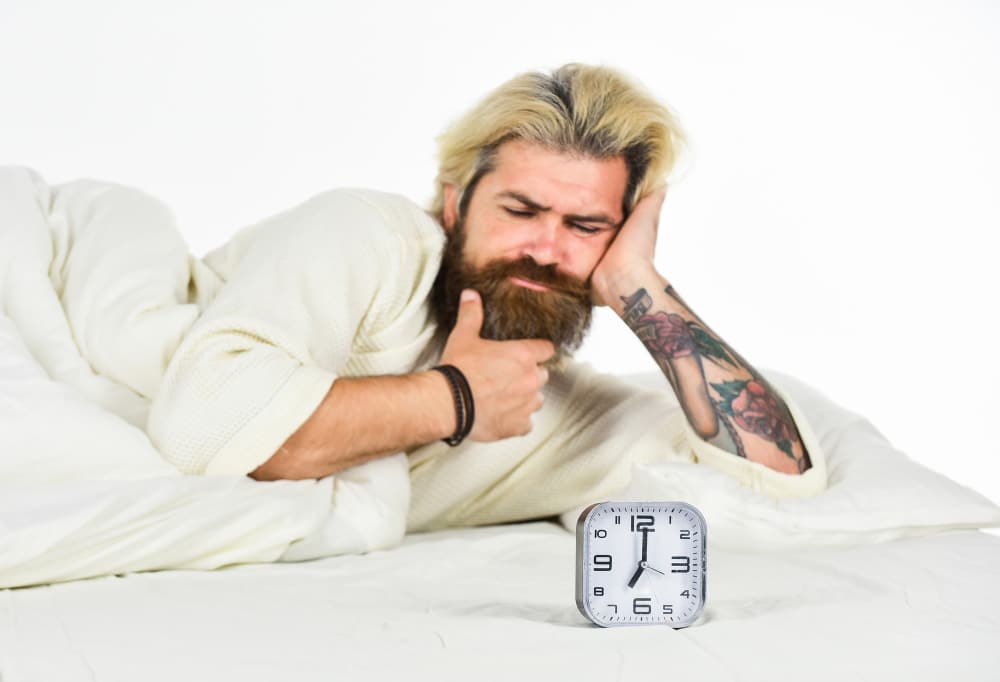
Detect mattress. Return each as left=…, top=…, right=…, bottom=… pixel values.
left=2, top=521, right=998, bottom=681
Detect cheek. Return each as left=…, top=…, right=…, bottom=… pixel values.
left=461, top=223, right=504, bottom=267
left=476, top=221, right=537, bottom=261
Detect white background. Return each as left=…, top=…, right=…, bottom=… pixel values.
left=2, top=0, right=998, bottom=507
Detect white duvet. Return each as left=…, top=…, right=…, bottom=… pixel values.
left=2, top=165, right=999, bottom=589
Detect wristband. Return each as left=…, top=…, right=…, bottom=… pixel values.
left=432, top=364, right=475, bottom=446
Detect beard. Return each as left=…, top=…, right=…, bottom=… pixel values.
left=429, top=216, right=594, bottom=361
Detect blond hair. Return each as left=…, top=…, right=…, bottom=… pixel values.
left=430, top=63, right=687, bottom=223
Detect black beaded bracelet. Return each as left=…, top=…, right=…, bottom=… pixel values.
left=432, top=364, right=475, bottom=446
left=434, top=365, right=465, bottom=444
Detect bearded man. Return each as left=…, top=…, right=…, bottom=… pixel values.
left=147, top=63, right=827, bottom=532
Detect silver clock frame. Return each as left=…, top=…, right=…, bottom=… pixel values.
left=575, top=500, right=708, bottom=628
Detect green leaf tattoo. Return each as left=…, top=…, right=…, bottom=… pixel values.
left=690, top=325, right=737, bottom=368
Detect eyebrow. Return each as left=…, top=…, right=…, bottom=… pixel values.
left=496, top=190, right=622, bottom=228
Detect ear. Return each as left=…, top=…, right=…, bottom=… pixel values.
left=442, top=183, right=459, bottom=232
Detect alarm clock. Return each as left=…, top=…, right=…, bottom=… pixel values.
left=576, top=501, right=707, bottom=628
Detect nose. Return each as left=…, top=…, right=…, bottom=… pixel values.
left=521, top=215, right=563, bottom=266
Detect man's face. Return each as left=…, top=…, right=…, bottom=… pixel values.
left=431, top=138, right=629, bottom=358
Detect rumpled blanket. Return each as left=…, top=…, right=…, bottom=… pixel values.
left=0, top=166, right=409, bottom=588
left=2, top=165, right=999, bottom=589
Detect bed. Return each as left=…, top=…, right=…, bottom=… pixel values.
left=2, top=358, right=999, bottom=681
left=2, top=166, right=1000, bottom=680
left=3, top=521, right=999, bottom=681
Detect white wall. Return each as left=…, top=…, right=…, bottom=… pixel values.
left=2, top=0, right=998, bottom=506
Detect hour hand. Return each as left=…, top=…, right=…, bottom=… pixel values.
left=627, top=564, right=644, bottom=589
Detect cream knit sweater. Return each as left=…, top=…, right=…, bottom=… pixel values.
left=146, top=188, right=828, bottom=533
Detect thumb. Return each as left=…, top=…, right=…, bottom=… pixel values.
left=454, top=289, right=484, bottom=337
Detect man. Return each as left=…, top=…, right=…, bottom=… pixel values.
left=147, top=63, right=827, bottom=533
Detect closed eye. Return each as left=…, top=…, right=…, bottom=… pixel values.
left=504, top=207, right=603, bottom=235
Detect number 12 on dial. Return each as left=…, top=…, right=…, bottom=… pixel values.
left=575, top=501, right=707, bottom=628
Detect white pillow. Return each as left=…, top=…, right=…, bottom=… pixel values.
left=567, top=368, right=1000, bottom=551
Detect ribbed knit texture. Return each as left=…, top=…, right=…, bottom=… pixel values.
left=147, top=188, right=445, bottom=475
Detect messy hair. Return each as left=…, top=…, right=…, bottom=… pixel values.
left=429, top=63, right=687, bottom=223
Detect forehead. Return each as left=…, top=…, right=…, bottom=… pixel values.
left=480, top=138, right=628, bottom=221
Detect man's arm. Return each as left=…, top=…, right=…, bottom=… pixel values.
left=252, top=289, right=554, bottom=481
left=250, top=371, right=455, bottom=480
left=613, top=273, right=811, bottom=474
left=591, top=191, right=811, bottom=475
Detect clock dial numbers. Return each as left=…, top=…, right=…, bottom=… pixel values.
left=672, top=555, right=691, bottom=573
left=630, top=514, right=654, bottom=532
left=632, top=597, right=652, bottom=615
left=577, top=502, right=707, bottom=628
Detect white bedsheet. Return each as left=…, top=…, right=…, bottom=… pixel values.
left=2, top=521, right=998, bottom=681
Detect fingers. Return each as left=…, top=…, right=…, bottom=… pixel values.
left=533, top=390, right=545, bottom=412
left=439, top=288, right=558, bottom=442
left=522, top=365, right=548, bottom=395
left=637, top=189, right=667, bottom=222
left=536, top=365, right=549, bottom=386
left=654, top=189, right=667, bottom=214
left=521, top=338, right=556, bottom=364
left=630, top=189, right=667, bottom=241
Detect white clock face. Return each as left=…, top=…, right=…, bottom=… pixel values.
left=576, top=501, right=707, bottom=628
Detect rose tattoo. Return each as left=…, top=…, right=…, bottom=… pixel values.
left=713, top=379, right=798, bottom=462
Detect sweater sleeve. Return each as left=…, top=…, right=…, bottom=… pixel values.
left=147, top=189, right=406, bottom=476
left=679, top=379, right=829, bottom=498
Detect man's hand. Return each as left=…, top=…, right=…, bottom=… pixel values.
left=439, top=289, right=555, bottom=441
left=590, top=189, right=667, bottom=308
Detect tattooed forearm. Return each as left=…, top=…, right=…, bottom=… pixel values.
left=620, top=288, right=652, bottom=326
left=620, top=288, right=692, bottom=394
left=664, top=284, right=708, bottom=329
left=620, top=284, right=812, bottom=475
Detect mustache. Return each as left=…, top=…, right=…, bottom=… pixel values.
left=477, top=256, right=591, bottom=299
